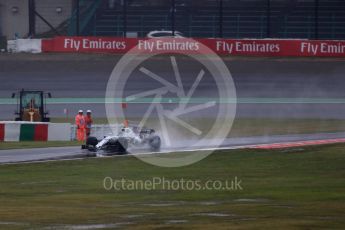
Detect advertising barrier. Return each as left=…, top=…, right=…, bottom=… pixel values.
left=0, top=122, right=71, bottom=142
left=41, top=36, right=345, bottom=57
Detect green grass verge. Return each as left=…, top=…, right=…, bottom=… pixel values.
left=0, top=144, right=344, bottom=229
left=0, top=141, right=81, bottom=150
left=52, top=117, right=345, bottom=137
left=229, top=118, right=345, bottom=137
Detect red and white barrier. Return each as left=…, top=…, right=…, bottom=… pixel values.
left=0, top=121, right=71, bottom=142
left=41, top=36, right=345, bottom=57
left=9, top=37, right=345, bottom=57
left=3, top=123, right=21, bottom=142
left=7, top=39, right=42, bottom=53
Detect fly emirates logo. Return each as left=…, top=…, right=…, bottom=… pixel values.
left=64, top=38, right=127, bottom=51
left=137, top=39, right=200, bottom=52
left=216, top=40, right=280, bottom=54
left=301, top=42, right=345, bottom=55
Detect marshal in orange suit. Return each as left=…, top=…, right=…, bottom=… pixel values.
left=75, top=110, right=85, bottom=141
left=84, top=110, right=93, bottom=137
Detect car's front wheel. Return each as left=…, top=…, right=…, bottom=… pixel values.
left=149, top=135, right=161, bottom=151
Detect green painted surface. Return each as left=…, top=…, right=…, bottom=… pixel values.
left=19, top=124, right=35, bottom=141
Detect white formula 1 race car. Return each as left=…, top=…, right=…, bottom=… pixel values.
left=81, top=126, right=161, bottom=155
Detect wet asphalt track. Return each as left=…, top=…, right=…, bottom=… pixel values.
left=1, top=132, right=345, bottom=164
left=1, top=54, right=345, bottom=119
left=1, top=54, right=345, bottom=164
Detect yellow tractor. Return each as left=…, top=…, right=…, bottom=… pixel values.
left=12, top=89, right=52, bottom=122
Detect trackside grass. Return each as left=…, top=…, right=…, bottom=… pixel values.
left=52, top=117, right=345, bottom=137
left=2, top=118, right=345, bottom=150
left=0, top=144, right=344, bottom=229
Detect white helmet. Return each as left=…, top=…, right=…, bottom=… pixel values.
left=87, top=110, right=92, bottom=113
left=78, top=110, right=83, bottom=113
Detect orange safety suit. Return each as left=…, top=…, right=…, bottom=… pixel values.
left=84, top=114, right=93, bottom=137
left=75, top=114, right=85, bottom=141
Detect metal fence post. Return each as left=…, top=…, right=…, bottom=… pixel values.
left=123, top=0, right=127, bottom=37
left=171, top=0, right=176, bottom=35
left=76, top=0, right=80, bottom=36
left=236, top=14, right=240, bottom=38
left=219, top=0, right=223, bottom=38
left=28, top=0, right=36, bottom=37
left=314, top=0, right=319, bottom=39
left=266, top=0, right=271, bottom=38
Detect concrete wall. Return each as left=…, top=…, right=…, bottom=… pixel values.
left=0, top=0, right=29, bottom=38
left=0, top=0, right=73, bottom=38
